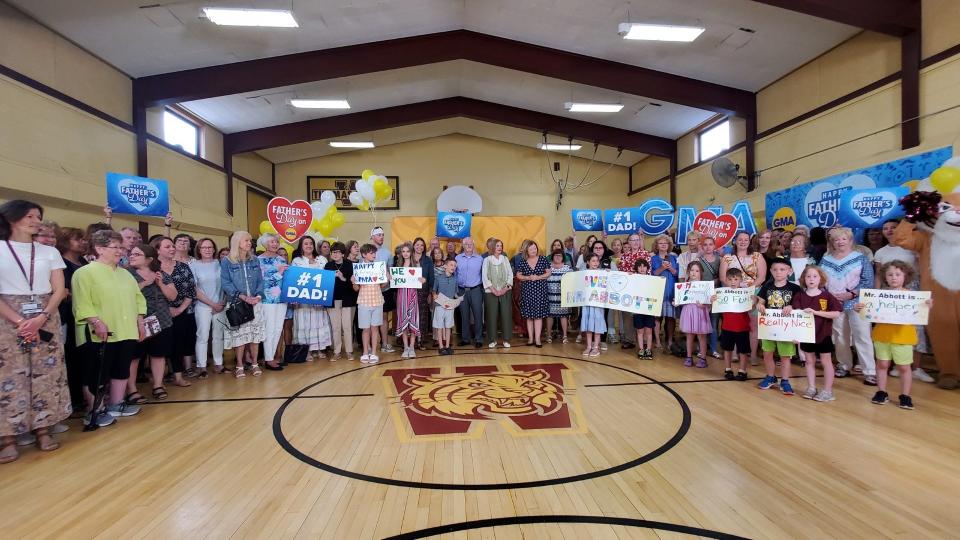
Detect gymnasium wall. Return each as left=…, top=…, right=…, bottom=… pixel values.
left=274, top=134, right=631, bottom=244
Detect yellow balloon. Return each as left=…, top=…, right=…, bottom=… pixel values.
left=330, top=211, right=345, bottom=228
left=931, top=166, right=960, bottom=193
left=325, top=205, right=337, bottom=219
left=259, top=220, right=275, bottom=235
left=358, top=200, right=370, bottom=212
left=317, top=218, right=334, bottom=236
left=361, top=169, right=375, bottom=180
left=309, top=218, right=322, bottom=232
left=902, top=180, right=921, bottom=193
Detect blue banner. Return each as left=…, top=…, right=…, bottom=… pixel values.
left=838, top=187, right=908, bottom=228
left=571, top=209, right=603, bottom=231
left=106, top=172, right=169, bottom=217
left=604, top=199, right=675, bottom=236
left=764, top=146, right=951, bottom=229
left=436, top=212, right=471, bottom=239
left=280, top=267, right=335, bottom=306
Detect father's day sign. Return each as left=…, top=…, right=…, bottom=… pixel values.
left=838, top=187, right=908, bottom=228
left=280, top=267, right=335, bottom=306
left=711, top=287, right=754, bottom=313
left=674, top=281, right=715, bottom=305
left=561, top=270, right=665, bottom=316
left=571, top=209, right=603, bottom=232
left=757, top=309, right=815, bottom=343
left=390, top=266, right=423, bottom=288
left=106, top=172, right=169, bottom=217
left=267, top=197, right=313, bottom=244
left=858, top=288, right=930, bottom=325
left=436, top=212, right=471, bottom=239
left=353, top=261, right=388, bottom=284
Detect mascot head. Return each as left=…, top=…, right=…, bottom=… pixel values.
left=902, top=159, right=960, bottom=244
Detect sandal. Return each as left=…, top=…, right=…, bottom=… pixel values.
left=34, top=429, right=59, bottom=452
left=0, top=441, right=19, bottom=464
left=251, top=365, right=263, bottom=377
left=172, top=379, right=192, bottom=387
left=125, top=392, right=148, bottom=405
left=152, top=386, right=168, bottom=400
left=562, top=336, right=569, bottom=344
left=235, top=367, right=246, bottom=379
left=214, top=366, right=227, bottom=375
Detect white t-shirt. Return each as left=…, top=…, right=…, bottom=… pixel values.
left=873, top=245, right=917, bottom=266
left=0, top=240, right=66, bottom=295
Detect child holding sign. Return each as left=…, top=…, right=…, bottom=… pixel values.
left=632, top=258, right=656, bottom=360
left=352, top=244, right=384, bottom=364
left=790, top=266, right=842, bottom=402
left=433, top=258, right=460, bottom=355
left=395, top=243, right=426, bottom=359
left=756, top=259, right=803, bottom=395
left=856, top=261, right=930, bottom=410
left=580, top=254, right=607, bottom=357
left=678, top=261, right=712, bottom=368
left=715, top=268, right=751, bottom=381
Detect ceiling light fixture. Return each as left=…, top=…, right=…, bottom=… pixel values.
left=618, top=23, right=704, bottom=42
left=539, top=143, right=582, bottom=151
left=290, top=99, right=350, bottom=109
left=564, top=102, right=624, bottom=113
left=329, top=141, right=375, bottom=148
left=202, top=8, right=299, bottom=28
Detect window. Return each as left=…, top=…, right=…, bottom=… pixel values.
left=698, top=120, right=730, bottom=161
left=163, top=110, right=199, bottom=155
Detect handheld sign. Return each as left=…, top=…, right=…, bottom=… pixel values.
left=106, top=172, right=169, bottom=217
left=436, top=212, right=471, bottom=239
left=571, top=209, right=603, bottom=232
left=858, top=289, right=930, bottom=325
left=435, top=292, right=462, bottom=310
left=674, top=281, right=714, bottom=305
left=353, top=261, right=387, bottom=285
left=757, top=309, right=815, bottom=343
left=390, top=266, right=423, bottom=288
left=280, top=267, right=335, bottom=306
left=561, top=270, right=665, bottom=316
left=712, top=287, right=754, bottom=313
left=267, top=197, right=313, bottom=244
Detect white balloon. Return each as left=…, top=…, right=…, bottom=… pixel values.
left=311, top=200, right=331, bottom=217
left=357, top=181, right=375, bottom=202
left=348, top=191, right=364, bottom=206
left=320, top=190, right=336, bottom=205
left=310, top=232, right=324, bottom=242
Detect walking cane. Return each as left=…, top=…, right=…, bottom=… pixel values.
left=83, top=333, right=112, bottom=432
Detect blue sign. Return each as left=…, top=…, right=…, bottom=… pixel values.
left=280, top=267, right=335, bottom=306
left=838, top=187, right=908, bottom=228
left=571, top=209, right=603, bottom=231
left=106, top=172, right=169, bottom=217
left=765, top=146, right=951, bottom=229
left=603, top=207, right=640, bottom=234
left=436, top=212, right=471, bottom=239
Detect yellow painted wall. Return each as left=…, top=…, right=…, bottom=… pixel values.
left=274, top=134, right=630, bottom=244
left=629, top=156, right=669, bottom=189
left=233, top=152, right=273, bottom=189
left=923, top=0, right=960, bottom=58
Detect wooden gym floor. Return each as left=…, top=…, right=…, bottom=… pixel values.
left=3, top=343, right=959, bottom=539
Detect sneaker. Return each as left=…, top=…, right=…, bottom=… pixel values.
left=683, top=357, right=693, bottom=367
left=871, top=390, right=889, bottom=405
left=446, top=347, right=454, bottom=355
left=813, top=390, right=836, bottom=402
left=360, top=354, right=370, bottom=364
left=575, top=335, right=582, bottom=344
left=368, top=354, right=380, bottom=364
left=853, top=365, right=863, bottom=373
left=609, top=335, right=619, bottom=344
left=736, top=371, right=749, bottom=381
left=85, top=411, right=116, bottom=428
left=644, top=349, right=653, bottom=360
left=863, top=375, right=878, bottom=386
left=780, top=379, right=795, bottom=396
left=757, top=375, right=778, bottom=390
left=600, top=343, right=608, bottom=351
left=107, top=403, right=141, bottom=417
left=489, top=342, right=497, bottom=349
left=723, top=369, right=735, bottom=380
left=582, top=348, right=591, bottom=356
left=711, top=351, right=721, bottom=359
left=695, top=357, right=708, bottom=369
left=913, top=368, right=935, bottom=383
left=835, top=365, right=849, bottom=378
left=589, top=347, right=600, bottom=357
left=408, top=349, right=416, bottom=359
left=381, top=344, right=396, bottom=353
left=898, top=394, right=914, bottom=410
left=502, top=342, right=511, bottom=348
left=802, top=386, right=818, bottom=400
left=889, top=368, right=899, bottom=378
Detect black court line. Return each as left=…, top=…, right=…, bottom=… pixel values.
left=145, top=393, right=374, bottom=405
left=384, top=515, right=750, bottom=540
left=273, top=351, right=692, bottom=490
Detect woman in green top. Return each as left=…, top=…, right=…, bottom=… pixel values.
left=481, top=239, right=514, bottom=348
left=72, top=230, right=147, bottom=426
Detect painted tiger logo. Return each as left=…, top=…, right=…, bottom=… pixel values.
left=400, top=369, right=564, bottom=421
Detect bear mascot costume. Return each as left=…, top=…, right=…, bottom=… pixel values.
left=894, top=164, right=960, bottom=389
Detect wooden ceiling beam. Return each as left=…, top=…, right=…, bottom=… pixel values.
left=751, top=0, right=920, bottom=37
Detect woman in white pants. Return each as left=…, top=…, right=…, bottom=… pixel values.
left=189, top=238, right=225, bottom=377
left=257, top=234, right=287, bottom=371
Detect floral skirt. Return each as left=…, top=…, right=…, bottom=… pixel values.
left=0, top=294, right=72, bottom=436
left=223, top=302, right=265, bottom=349
left=293, top=305, right=332, bottom=349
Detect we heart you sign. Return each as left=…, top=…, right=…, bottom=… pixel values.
left=390, top=266, right=423, bottom=288
left=106, top=172, right=169, bottom=217
left=267, top=197, right=313, bottom=243
left=692, top=210, right=738, bottom=248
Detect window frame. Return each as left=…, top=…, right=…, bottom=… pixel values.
left=697, top=118, right=731, bottom=162
left=162, top=107, right=201, bottom=156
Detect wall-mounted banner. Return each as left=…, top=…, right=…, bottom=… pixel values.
left=571, top=209, right=603, bottom=232
left=764, top=146, right=952, bottom=229
left=353, top=261, right=388, bottom=285
left=390, top=266, right=423, bottom=288
left=858, top=288, right=930, bottom=325
left=280, top=267, right=335, bottom=306
left=602, top=200, right=757, bottom=243
left=757, top=309, right=815, bottom=343
left=711, top=287, right=754, bottom=313
left=560, top=270, right=665, bottom=316
left=838, top=187, right=908, bottom=228
left=436, top=211, right=472, bottom=239
left=267, top=197, right=313, bottom=244
left=674, top=281, right=715, bottom=305
left=105, top=172, right=169, bottom=217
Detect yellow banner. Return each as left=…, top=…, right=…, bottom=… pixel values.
left=391, top=216, right=546, bottom=256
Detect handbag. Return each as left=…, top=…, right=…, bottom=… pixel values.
left=283, top=344, right=310, bottom=364
left=225, top=260, right=256, bottom=328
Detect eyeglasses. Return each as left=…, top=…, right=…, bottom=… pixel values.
left=102, top=245, right=122, bottom=251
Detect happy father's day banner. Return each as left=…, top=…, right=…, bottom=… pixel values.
left=106, top=172, right=169, bottom=217
left=560, top=270, right=665, bottom=316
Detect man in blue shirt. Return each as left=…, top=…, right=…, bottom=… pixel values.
left=455, top=237, right=484, bottom=347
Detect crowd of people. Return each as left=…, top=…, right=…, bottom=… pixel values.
left=0, top=198, right=942, bottom=464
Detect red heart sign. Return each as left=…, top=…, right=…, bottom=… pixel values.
left=408, top=268, right=416, bottom=275
left=693, top=210, right=738, bottom=248
left=267, top=197, right=313, bottom=244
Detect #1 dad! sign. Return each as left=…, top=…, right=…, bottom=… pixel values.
left=560, top=270, right=665, bottom=316
left=757, top=309, right=815, bottom=343
left=106, top=172, right=169, bottom=217
left=858, top=289, right=930, bottom=325
left=280, top=267, right=335, bottom=306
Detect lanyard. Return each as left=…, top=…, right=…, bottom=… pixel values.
left=5, top=240, right=35, bottom=294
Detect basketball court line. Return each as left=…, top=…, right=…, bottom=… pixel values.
left=143, top=393, right=374, bottom=405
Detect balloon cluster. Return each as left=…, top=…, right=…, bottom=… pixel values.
left=309, top=190, right=346, bottom=238
left=349, top=169, right=393, bottom=211
left=931, top=165, right=960, bottom=194
left=900, top=190, right=942, bottom=226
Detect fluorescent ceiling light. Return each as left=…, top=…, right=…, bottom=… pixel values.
left=202, top=8, right=299, bottom=28
left=539, top=143, right=582, bottom=151
left=329, top=141, right=375, bottom=148
left=290, top=99, right=350, bottom=109
left=618, top=23, right=704, bottom=42
left=564, top=102, right=624, bottom=113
